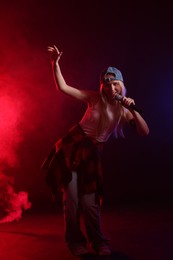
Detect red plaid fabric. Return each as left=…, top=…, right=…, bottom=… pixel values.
left=41, top=124, right=104, bottom=199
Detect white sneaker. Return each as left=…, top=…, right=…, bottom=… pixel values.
left=70, top=245, right=89, bottom=256
left=97, top=245, right=111, bottom=256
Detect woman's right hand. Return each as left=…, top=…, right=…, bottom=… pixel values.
left=48, top=45, right=63, bottom=63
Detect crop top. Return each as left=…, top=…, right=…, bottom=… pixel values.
left=79, top=97, right=120, bottom=142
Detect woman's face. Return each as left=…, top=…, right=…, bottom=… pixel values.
left=101, top=73, right=122, bottom=101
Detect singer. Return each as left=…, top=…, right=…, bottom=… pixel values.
left=41, top=45, right=149, bottom=257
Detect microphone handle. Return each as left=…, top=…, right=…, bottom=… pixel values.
left=115, top=94, right=142, bottom=114
left=129, top=103, right=142, bottom=114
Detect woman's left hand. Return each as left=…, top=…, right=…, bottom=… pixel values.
left=121, top=96, right=135, bottom=110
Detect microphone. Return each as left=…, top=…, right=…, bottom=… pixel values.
left=115, top=94, right=142, bottom=114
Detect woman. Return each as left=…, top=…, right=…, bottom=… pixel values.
left=42, top=45, right=149, bottom=256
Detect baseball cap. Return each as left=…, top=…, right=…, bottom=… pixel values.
left=100, top=66, right=123, bottom=83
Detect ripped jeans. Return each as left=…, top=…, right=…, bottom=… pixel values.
left=62, top=171, right=109, bottom=249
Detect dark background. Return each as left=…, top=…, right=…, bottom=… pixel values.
left=0, top=0, right=173, bottom=210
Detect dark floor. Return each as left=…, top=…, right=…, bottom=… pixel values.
left=0, top=203, right=173, bottom=260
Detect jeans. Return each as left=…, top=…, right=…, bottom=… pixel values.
left=62, top=171, right=109, bottom=248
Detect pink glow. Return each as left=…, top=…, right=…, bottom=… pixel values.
left=0, top=93, right=23, bottom=166
left=0, top=173, right=32, bottom=223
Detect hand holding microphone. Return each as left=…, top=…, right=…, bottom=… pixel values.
left=114, top=94, right=142, bottom=114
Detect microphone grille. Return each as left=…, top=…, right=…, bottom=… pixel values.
left=114, top=94, right=123, bottom=101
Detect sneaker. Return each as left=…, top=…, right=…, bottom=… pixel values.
left=97, top=245, right=111, bottom=256
left=70, top=245, right=89, bottom=256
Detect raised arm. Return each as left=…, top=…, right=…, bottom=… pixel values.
left=48, top=45, right=96, bottom=104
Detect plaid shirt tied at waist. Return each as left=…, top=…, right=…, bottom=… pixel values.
left=41, top=124, right=104, bottom=198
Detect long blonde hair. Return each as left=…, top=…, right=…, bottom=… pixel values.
left=100, top=80, right=127, bottom=138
